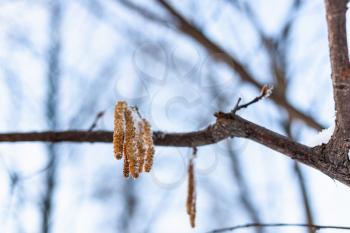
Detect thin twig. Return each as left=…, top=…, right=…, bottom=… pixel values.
left=88, top=111, right=105, bottom=131
left=231, top=85, right=273, bottom=114
left=192, top=147, right=197, bottom=158
left=207, top=223, right=350, bottom=233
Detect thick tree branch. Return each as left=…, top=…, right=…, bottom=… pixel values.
left=3, top=111, right=350, bottom=186
left=325, top=0, right=350, bottom=134
left=0, top=113, right=315, bottom=164
left=121, top=0, right=323, bottom=130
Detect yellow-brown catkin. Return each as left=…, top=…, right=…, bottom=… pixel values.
left=186, top=159, right=196, bottom=228
left=124, top=108, right=139, bottom=179
left=136, top=121, right=146, bottom=173
left=113, top=101, right=126, bottom=160
left=123, top=149, right=130, bottom=178
left=143, top=119, right=154, bottom=172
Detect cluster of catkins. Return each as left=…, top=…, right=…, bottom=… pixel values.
left=113, top=100, right=197, bottom=228
left=113, top=101, right=154, bottom=178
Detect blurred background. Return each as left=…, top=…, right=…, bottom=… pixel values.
left=0, top=0, right=348, bottom=232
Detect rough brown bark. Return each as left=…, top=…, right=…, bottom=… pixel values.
left=1, top=109, right=350, bottom=187
left=310, top=0, right=350, bottom=188
left=325, top=0, right=350, bottom=134
left=0, top=113, right=318, bottom=174
left=0, top=113, right=312, bottom=159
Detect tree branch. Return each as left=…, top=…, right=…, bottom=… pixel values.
left=0, top=113, right=315, bottom=164
left=208, top=223, right=350, bottom=233
left=3, top=110, right=350, bottom=186
left=118, top=0, right=171, bottom=26
left=325, top=0, right=350, bottom=134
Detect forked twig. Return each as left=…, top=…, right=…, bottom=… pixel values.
left=231, top=85, right=273, bottom=114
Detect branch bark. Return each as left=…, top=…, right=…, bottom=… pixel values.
left=0, top=113, right=317, bottom=172
left=0, top=114, right=312, bottom=159
left=5, top=109, right=350, bottom=186
left=325, top=0, right=350, bottom=134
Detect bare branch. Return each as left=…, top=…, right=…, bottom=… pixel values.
left=232, top=85, right=273, bottom=113
left=325, top=0, right=350, bottom=133
left=2, top=111, right=350, bottom=186
left=12, top=106, right=350, bottom=187
left=0, top=113, right=315, bottom=163
left=208, top=223, right=350, bottom=233
left=118, top=0, right=170, bottom=26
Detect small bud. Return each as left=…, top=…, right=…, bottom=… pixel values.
left=261, top=85, right=273, bottom=98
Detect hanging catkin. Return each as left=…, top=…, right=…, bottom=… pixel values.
left=113, top=101, right=126, bottom=159
left=186, top=158, right=196, bottom=228
left=124, top=107, right=138, bottom=178
left=113, top=101, right=202, bottom=228
left=143, top=119, right=154, bottom=172
left=136, top=121, right=146, bottom=173
left=123, top=150, right=130, bottom=178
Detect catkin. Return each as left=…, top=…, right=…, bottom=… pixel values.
left=124, top=108, right=139, bottom=179
left=186, top=159, right=196, bottom=228
left=136, top=121, right=146, bottom=173
left=113, top=100, right=203, bottom=228
left=143, top=120, right=154, bottom=172
left=123, top=148, right=130, bottom=178
left=113, top=101, right=126, bottom=159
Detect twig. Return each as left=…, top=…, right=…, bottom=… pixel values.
left=207, top=223, right=350, bottom=233
left=131, top=106, right=143, bottom=119
left=119, top=0, right=171, bottom=26
left=88, top=111, right=105, bottom=131
left=231, top=85, right=273, bottom=114
left=192, top=147, right=197, bottom=158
